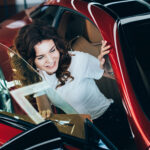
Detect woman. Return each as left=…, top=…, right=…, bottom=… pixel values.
left=14, top=20, right=131, bottom=148
left=14, top=19, right=112, bottom=119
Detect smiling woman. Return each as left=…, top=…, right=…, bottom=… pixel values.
left=13, top=19, right=113, bottom=120
left=12, top=19, right=131, bottom=149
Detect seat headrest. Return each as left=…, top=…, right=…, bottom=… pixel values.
left=85, top=19, right=103, bottom=43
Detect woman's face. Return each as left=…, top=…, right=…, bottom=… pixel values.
left=34, top=39, right=60, bottom=74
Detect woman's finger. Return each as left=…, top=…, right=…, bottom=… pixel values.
left=99, top=50, right=110, bottom=60
left=101, top=40, right=107, bottom=47
left=101, top=40, right=106, bottom=49
left=46, top=109, right=52, bottom=118
left=40, top=110, right=46, bottom=119
left=100, top=58, right=105, bottom=69
left=102, top=50, right=110, bottom=55
left=101, top=45, right=111, bottom=52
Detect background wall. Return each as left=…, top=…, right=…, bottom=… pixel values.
left=0, top=0, right=44, bottom=22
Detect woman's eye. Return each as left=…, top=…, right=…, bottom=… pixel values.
left=50, top=48, right=55, bottom=53
left=37, top=56, right=43, bottom=60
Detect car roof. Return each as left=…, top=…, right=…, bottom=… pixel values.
left=83, top=0, right=150, bottom=19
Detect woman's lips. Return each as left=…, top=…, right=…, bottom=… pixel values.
left=45, top=62, right=56, bottom=69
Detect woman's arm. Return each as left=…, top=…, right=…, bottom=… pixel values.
left=98, top=40, right=115, bottom=79
left=36, top=95, right=52, bottom=119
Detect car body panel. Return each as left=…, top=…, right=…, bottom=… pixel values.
left=0, top=123, right=22, bottom=146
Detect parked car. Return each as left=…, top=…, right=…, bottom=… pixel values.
left=0, top=0, right=150, bottom=149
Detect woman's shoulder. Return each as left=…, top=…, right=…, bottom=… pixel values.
left=69, top=51, right=91, bottom=75
left=68, top=51, right=86, bottom=74
left=69, top=50, right=88, bottom=55
left=69, top=50, right=90, bottom=60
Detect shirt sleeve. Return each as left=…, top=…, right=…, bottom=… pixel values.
left=71, top=51, right=104, bottom=79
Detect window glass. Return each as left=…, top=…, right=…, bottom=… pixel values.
left=120, top=19, right=150, bottom=118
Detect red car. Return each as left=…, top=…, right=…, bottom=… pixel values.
left=0, top=0, right=150, bottom=149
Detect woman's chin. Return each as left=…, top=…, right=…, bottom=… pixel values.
left=45, top=67, right=58, bottom=75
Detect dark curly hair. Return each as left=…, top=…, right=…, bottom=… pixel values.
left=14, top=20, right=74, bottom=88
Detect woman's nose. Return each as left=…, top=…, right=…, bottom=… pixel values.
left=45, top=55, right=53, bottom=63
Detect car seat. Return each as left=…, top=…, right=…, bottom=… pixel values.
left=71, top=19, right=102, bottom=57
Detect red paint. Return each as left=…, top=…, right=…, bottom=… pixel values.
left=0, top=123, right=23, bottom=146
left=64, top=145, right=80, bottom=150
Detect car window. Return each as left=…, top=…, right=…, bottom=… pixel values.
left=120, top=19, right=150, bottom=119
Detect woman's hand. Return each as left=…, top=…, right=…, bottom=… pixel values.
left=98, top=40, right=111, bottom=69
left=36, top=95, right=53, bottom=119
left=39, top=109, right=52, bottom=119
left=98, top=40, right=115, bottom=79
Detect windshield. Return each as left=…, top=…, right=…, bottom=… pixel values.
left=0, top=43, right=88, bottom=139
left=119, top=18, right=150, bottom=119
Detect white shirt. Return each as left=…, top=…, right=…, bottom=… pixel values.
left=39, top=51, right=113, bottom=120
